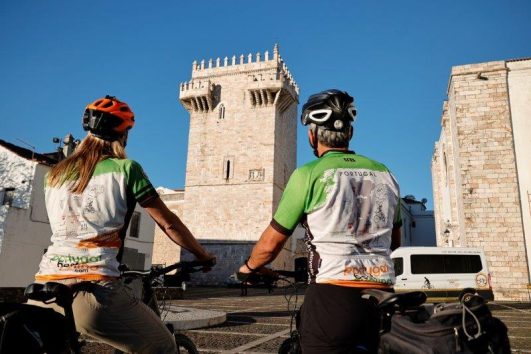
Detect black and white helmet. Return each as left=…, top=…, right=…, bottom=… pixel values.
left=301, top=89, right=356, bottom=130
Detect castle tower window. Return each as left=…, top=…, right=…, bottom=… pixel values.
left=223, top=156, right=234, bottom=181
left=219, top=104, right=225, bottom=119
left=1, top=187, right=15, bottom=206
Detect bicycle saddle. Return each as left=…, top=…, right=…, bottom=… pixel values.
left=25, top=282, right=74, bottom=307
left=362, top=289, right=427, bottom=309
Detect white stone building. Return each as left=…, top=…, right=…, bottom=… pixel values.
left=151, top=187, right=186, bottom=267
left=432, top=58, right=531, bottom=301
left=0, top=140, right=55, bottom=287
left=0, top=139, right=155, bottom=289
left=400, top=195, right=436, bottom=247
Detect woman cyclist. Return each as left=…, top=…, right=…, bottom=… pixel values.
left=31, top=95, right=215, bottom=353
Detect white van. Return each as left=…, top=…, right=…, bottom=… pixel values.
left=391, top=247, right=494, bottom=302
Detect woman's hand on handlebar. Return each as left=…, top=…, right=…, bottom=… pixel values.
left=196, top=252, right=216, bottom=272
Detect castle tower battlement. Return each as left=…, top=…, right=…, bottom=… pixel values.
left=179, top=44, right=298, bottom=113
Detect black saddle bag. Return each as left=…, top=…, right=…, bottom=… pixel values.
left=0, top=302, right=68, bottom=354
left=379, top=295, right=511, bottom=354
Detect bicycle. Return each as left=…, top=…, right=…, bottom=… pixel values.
left=236, top=270, right=427, bottom=354
left=242, top=268, right=512, bottom=354
left=235, top=269, right=307, bottom=354
left=21, top=259, right=214, bottom=354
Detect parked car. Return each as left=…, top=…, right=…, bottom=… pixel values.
left=391, top=247, right=494, bottom=302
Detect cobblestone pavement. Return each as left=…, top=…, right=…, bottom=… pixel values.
left=83, top=286, right=531, bottom=353
left=174, top=286, right=302, bottom=354
left=173, top=287, right=531, bottom=354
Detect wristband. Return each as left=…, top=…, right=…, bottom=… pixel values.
left=245, top=258, right=258, bottom=272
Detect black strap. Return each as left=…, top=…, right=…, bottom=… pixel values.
left=245, top=258, right=258, bottom=272
left=69, top=281, right=97, bottom=293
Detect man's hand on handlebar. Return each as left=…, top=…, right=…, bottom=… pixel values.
left=236, top=264, right=278, bottom=284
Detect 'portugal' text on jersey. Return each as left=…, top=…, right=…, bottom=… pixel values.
left=271, top=151, right=402, bottom=288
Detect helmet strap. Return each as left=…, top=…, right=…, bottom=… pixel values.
left=309, top=126, right=320, bottom=158
left=121, top=130, right=128, bottom=148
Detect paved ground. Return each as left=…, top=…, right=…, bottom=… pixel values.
left=174, top=286, right=302, bottom=354
left=174, top=287, right=531, bottom=354
left=84, top=286, right=531, bottom=353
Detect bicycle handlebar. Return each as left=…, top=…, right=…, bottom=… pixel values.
left=121, top=259, right=215, bottom=279
left=236, top=269, right=304, bottom=284
left=155, top=259, right=215, bottom=276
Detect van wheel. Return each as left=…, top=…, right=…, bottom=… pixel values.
left=459, top=288, right=476, bottom=302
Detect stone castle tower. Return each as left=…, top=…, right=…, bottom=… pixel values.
left=432, top=58, right=531, bottom=301
left=177, top=45, right=299, bottom=283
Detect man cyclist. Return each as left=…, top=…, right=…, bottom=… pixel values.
left=238, top=89, right=402, bottom=353
left=32, top=95, right=215, bottom=353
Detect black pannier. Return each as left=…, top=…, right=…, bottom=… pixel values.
left=0, top=302, right=68, bottom=354
left=379, top=294, right=511, bottom=354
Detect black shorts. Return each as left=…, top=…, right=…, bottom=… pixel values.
left=299, top=283, right=382, bottom=354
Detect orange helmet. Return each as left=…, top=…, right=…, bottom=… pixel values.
left=82, top=95, right=135, bottom=141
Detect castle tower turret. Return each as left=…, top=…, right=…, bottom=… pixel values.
left=178, top=45, right=299, bottom=283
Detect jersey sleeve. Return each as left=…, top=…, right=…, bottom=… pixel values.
left=125, top=160, right=159, bottom=206
left=271, top=168, right=308, bottom=236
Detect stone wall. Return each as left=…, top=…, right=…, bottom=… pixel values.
left=432, top=59, right=531, bottom=301
left=152, top=189, right=185, bottom=267
left=507, top=60, right=531, bottom=287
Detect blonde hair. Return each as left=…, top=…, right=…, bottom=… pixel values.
left=47, top=133, right=126, bottom=193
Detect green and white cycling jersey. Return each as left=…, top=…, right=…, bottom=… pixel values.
left=36, top=158, right=158, bottom=281
left=271, top=151, right=402, bottom=288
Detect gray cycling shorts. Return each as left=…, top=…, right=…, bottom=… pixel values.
left=28, top=278, right=176, bottom=354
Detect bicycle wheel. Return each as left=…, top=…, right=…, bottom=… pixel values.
left=174, top=333, right=199, bottom=354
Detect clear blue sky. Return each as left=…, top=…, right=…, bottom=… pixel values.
left=1, top=1, right=530, bottom=209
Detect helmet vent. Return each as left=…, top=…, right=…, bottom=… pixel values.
left=119, top=106, right=130, bottom=112
left=102, top=101, right=113, bottom=108
left=313, top=112, right=328, bottom=119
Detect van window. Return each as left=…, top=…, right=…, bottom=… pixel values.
left=393, top=257, right=403, bottom=276
left=411, top=254, right=482, bottom=274
left=444, top=254, right=482, bottom=273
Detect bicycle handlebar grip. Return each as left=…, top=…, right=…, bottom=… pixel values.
left=182, top=259, right=216, bottom=269
left=235, top=272, right=261, bottom=284
left=200, top=258, right=216, bottom=268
